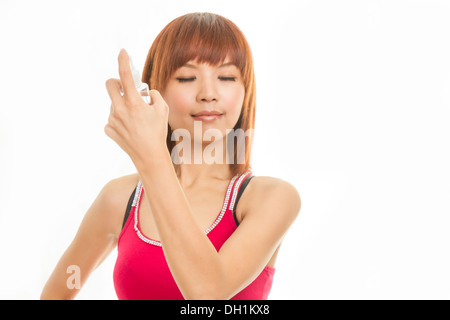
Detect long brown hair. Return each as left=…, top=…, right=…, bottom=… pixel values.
left=142, top=12, right=256, bottom=176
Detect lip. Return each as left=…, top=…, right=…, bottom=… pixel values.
left=191, top=110, right=223, bottom=122
left=191, top=114, right=223, bottom=122
left=191, top=110, right=223, bottom=117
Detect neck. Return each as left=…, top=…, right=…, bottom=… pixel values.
left=172, top=137, right=234, bottom=188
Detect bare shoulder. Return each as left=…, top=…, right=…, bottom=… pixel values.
left=100, top=173, right=140, bottom=205
left=239, top=176, right=301, bottom=224
left=86, top=173, right=140, bottom=238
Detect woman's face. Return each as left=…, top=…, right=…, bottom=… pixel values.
left=162, top=58, right=245, bottom=143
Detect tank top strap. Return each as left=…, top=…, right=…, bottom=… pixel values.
left=132, top=180, right=144, bottom=207
left=121, top=181, right=143, bottom=229
left=226, top=170, right=254, bottom=213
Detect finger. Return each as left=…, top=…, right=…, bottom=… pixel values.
left=105, top=78, right=123, bottom=110
left=148, top=89, right=162, bottom=104
left=104, top=122, right=119, bottom=143
left=118, top=48, right=140, bottom=100
left=149, top=90, right=168, bottom=108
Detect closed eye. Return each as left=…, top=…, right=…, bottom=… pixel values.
left=219, top=77, right=237, bottom=81
left=176, top=77, right=196, bottom=82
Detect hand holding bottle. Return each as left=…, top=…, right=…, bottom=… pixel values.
left=105, top=49, right=169, bottom=169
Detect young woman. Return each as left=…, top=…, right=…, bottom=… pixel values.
left=41, top=12, right=301, bottom=300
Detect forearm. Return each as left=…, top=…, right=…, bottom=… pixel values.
left=136, top=150, right=226, bottom=299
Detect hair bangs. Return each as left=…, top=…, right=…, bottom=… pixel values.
left=166, top=13, right=247, bottom=84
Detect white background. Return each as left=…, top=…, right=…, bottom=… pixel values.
left=0, top=0, right=449, bottom=300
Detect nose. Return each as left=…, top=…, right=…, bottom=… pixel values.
left=197, top=78, right=218, bottom=103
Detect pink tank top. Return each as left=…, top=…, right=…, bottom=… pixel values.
left=113, top=171, right=275, bottom=300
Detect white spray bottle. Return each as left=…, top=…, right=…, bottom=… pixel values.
left=129, top=55, right=151, bottom=104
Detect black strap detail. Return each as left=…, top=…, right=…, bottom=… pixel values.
left=232, top=175, right=254, bottom=227
left=122, top=188, right=136, bottom=229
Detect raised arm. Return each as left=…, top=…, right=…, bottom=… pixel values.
left=136, top=157, right=300, bottom=299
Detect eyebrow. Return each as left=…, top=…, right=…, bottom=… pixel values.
left=182, top=62, right=236, bottom=69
